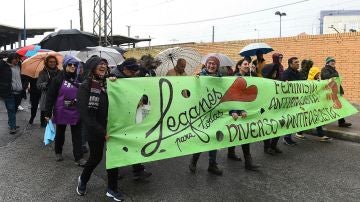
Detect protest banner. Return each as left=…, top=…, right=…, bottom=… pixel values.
left=106, top=76, right=358, bottom=169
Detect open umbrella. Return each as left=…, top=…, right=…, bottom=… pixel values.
left=16, top=45, right=51, bottom=60
left=155, top=47, right=202, bottom=76
left=202, top=53, right=235, bottom=67
left=239, top=42, right=273, bottom=57
left=21, top=52, right=63, bottom=78
left=39, top=29, right=98, bottom=51
left=76, top=46, right=124, bottom=67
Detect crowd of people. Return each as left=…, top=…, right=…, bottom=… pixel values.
left=0, top=50, right=352, bottom=201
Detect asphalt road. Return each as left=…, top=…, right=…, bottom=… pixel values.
left=1, top=103, right=360, bottom=202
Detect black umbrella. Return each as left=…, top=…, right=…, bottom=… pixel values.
left=39, top=29, right=99, bottom=51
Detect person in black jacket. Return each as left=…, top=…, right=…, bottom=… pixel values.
left=0, top=53, right=23, bottom=134
left=261, top=61, right=284, bottom=154
left=321, top=57, right=351, bottom=127
left=44, top=55, right=85, bottom=165
left=281, top=57, right=301, bottom=146
left=25, top=75, right=42, bottom=125
left=76, top=56, right=124, bottom=202
left=36, top=55, right=61, bottom=127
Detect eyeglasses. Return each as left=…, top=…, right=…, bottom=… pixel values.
left=67, top=63, right=77, bottom=67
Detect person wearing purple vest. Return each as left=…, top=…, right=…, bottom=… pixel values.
left=44, top=55, right=86, bottom=166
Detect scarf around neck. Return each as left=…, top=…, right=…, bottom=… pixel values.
left=88, top=76, right=106, bottom=112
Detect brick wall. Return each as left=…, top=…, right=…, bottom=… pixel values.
left=125, top=33, right=360, bottom=104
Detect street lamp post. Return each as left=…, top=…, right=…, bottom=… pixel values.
left=275, top=11, right=286, bottom=37
left=23, top=0, right=26, bottom=46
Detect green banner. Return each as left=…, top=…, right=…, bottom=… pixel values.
left=106, top=76, right=358, bottom=169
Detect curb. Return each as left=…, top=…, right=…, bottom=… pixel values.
left=322, top=128, right=360, bottom=143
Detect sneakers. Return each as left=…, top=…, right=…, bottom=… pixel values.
left=56, top=154, right=64, bottom=161
left=18, top=105, right=24, bottom=111
left=133, top=170, right=152, bottom=181
left=207, top=164, right=223, bottom=176
left=338, top=122, right=352, bottom=127
left=319, top=136, right=333, bottom=142
left=283, top=137, right=297, bottom=146
left=75, top=158, right=87, bottom=167
left=76, top=176, right=86, bottom=196
left=295, top=133, right=306, bottom=140
left=106, top=189, right=124, bottom=202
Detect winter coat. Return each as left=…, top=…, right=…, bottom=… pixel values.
left=281, top=67, right=301, bottom=81
left=36, top=68, right=60, bottom=111
left=44, top=71, right=81, bottom=118
left=321, top=64, right=344, bottom=95
left=0, top=60, right=26, bottom=98
left=0, top=60, right=12, bottom=98
left=77, top=78, right=108, bottom=141
left=307, top=67, right=321, bottom=80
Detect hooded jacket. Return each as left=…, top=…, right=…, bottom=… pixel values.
left=77, top=56, right=109, bottom=141
left=307, top=67, right=321, bottom=80
left=44, top=55, right=81, bottom=118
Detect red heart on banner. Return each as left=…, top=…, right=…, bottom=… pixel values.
left=220, top=77, right=258, bottom=103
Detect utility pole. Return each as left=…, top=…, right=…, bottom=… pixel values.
left=275, top=11, right=286, bottom=37
left=93, top=0, right=113, bottom=46
left=212, top=26, right=215, bottom=43
left=126, top=25, right=131, bottom=47
left=23, top=0, right=26, bottom=46
left=79, top=0, right=84, bottom=31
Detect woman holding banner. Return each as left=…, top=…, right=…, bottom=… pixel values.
left=75, top=56, right=124, bottom=201
left=189, top=56, right=223, bottom=176
left=228, top=58, right=260, bottom=171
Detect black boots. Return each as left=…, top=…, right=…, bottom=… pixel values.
left=207, top=164, right=223, bottom=176
left=189, top=156, right=223, bottom=176
left=227, top=147, right=242, bottom=161
left=189, top=156, right=198, bottom=173
left=244, top=155, right=260, bottom=171
left=40, top=111, right=47, bottom=127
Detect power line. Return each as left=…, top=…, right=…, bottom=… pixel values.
left=134, top=0, right=310, bottom=26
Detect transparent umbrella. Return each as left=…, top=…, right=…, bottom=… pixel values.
left=76, top=46, right=124, bottom=67
left=202, top=53, right=235, bottom=67
left=155, top=47, right=202, bottom=76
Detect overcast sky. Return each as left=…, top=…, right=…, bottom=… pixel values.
left=1, top=0, right=359, bottom=47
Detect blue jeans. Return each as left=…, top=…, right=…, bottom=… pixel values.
left=3, top=96, right=16, bottom=129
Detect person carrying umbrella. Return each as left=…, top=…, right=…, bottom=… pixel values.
left=166, top=58, right=187, bottom=76
left=321, top=57, right=352, bottom=128
left=253, top=50, right=266, bottom=77
left=36, top=55, right=61, bottom=127
left=137, top=54, right=160, bottom=77
left=44, top=55, right=86, bottom=165
left=189, top=56, right=223, bottom=176
left=228, top=58, right=261, bottom=171
left=261, top=53, right=284, bottom=154
left=75, top=56, right=124, bottom=201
